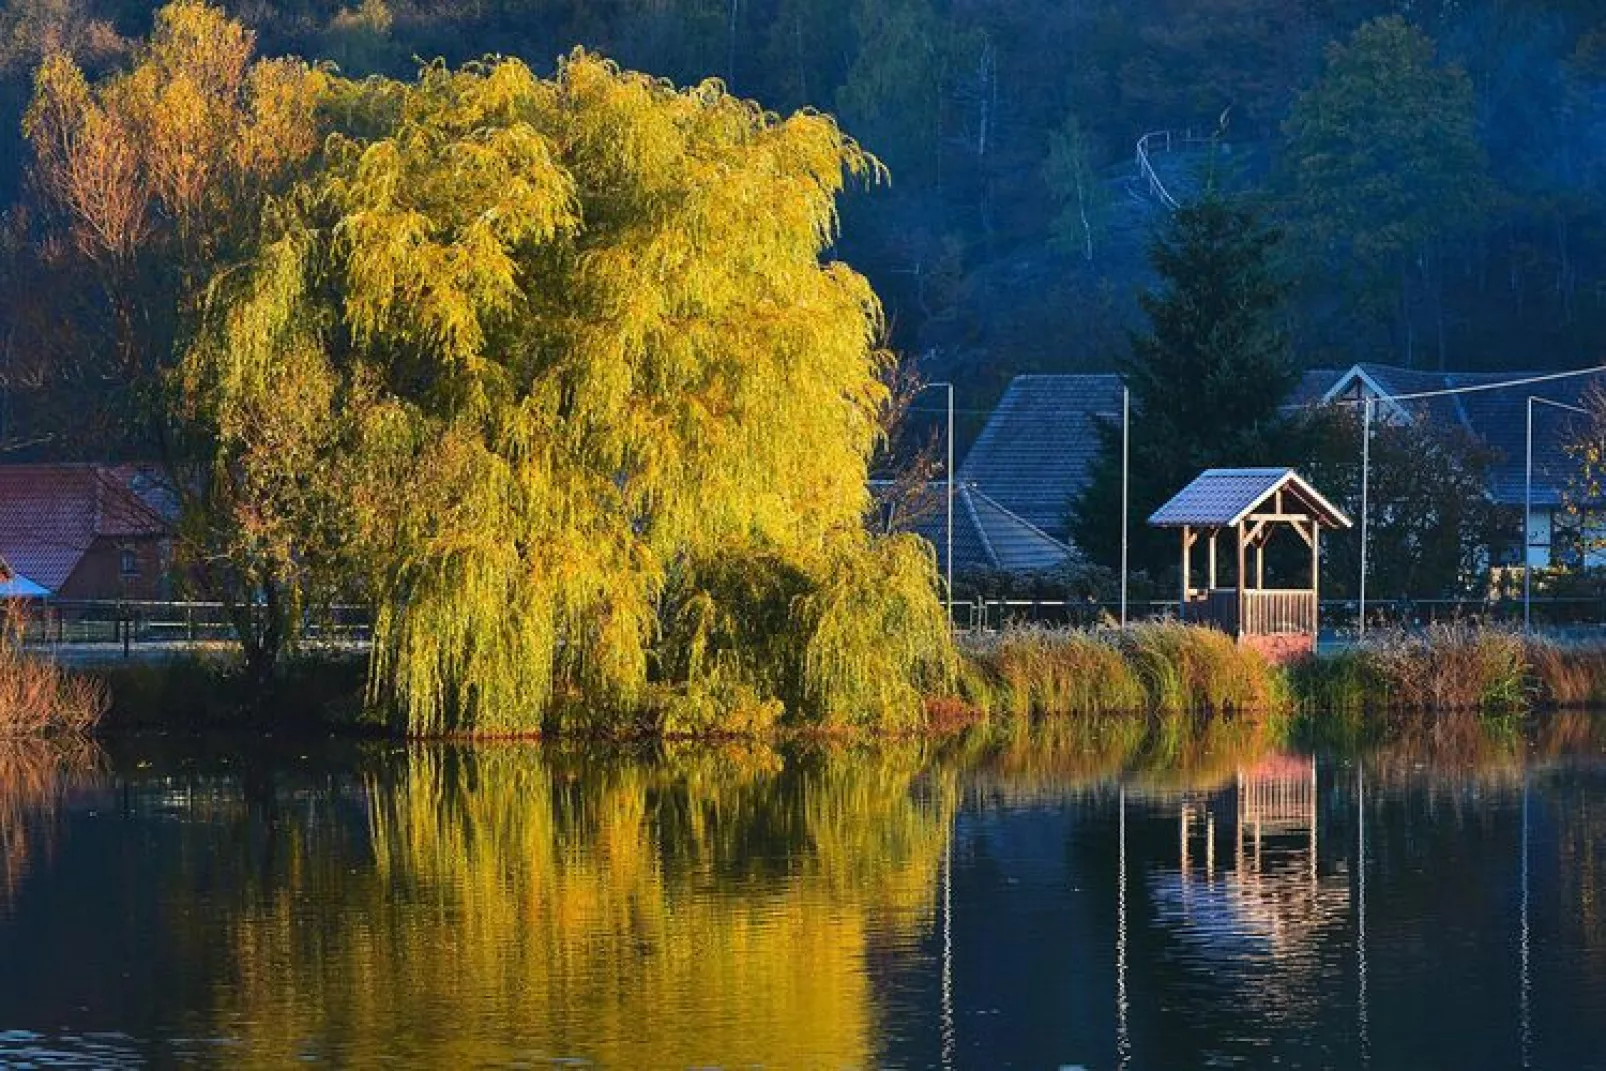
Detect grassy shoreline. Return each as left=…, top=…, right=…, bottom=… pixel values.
left=16, top=622, right=1606, bottom=738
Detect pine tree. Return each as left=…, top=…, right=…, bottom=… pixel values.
left=1070, top=193, right=1296, bottom=575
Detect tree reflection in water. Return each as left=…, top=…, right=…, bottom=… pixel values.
left=214, top=741, right=957, bottom=1067
left=0, top=739, right=102, bottom=914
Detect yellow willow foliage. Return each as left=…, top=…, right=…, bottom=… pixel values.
left=182, top=50, right=952, bottom=734
left=211, top=745, right=954, bottom=1066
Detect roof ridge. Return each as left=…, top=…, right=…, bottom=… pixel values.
left=960, top=485, right=1001, bottom=570
left=966, top=486, right=1075, bottom=550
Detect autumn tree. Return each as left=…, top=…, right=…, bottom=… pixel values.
left=182, top=52, right=952, bottom=735
left=23, top=0, right=328, bottom=681
left=1071, top=192, right=1296, bottom=574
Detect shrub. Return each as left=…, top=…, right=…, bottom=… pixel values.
left=0, top=610, right=106, bottom=736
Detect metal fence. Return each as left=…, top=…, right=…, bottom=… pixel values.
left=13, top=600, right=372, bottom=651
left=951, top=596, right=1606, bottom=636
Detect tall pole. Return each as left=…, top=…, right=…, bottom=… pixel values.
left=1359, top=398, right=1372, bottom=638
left=945, top=382, right=955, bottom=627
left=1525, top=396, right=1589, bottom=634
left=1121, top=386, right=1130, bottom=628
left=1525, top=397, right=1533, bottom=633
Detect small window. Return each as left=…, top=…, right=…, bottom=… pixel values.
left=119, top=547, right=139, bottom=577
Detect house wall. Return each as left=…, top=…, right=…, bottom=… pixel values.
left=56, top=537, right=170, bottom=601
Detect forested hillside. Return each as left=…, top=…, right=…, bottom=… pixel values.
left=3, top=0, right=1606, bottom=447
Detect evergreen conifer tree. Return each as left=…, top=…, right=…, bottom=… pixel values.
left=1071, top=193, right=1296, bottom=575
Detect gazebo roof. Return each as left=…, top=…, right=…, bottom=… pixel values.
left=1148, top=468, right=1352, bottom=529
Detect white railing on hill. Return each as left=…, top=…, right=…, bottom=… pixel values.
left=1134, top=129, right=1216, bottom=211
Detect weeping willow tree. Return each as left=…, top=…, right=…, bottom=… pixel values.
left=181, top=50, right=952, bottom=734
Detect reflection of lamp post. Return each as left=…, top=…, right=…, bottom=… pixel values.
left=1525, top=396, right=1588, bottom=633
left=940, top=831, right=955, bottom=1069
left=1117, top=784, right=1130, bottom=1070
left=1520, top=772, right=1532, bottom=1068
left=1357, top=764, right=1370, bottom=1065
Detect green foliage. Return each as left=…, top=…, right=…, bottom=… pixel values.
left=1071, top=192, right=1296, bottom=573
left=180, top=47, right=951, bottom=735
left=1281, top=16, right=1491, bottom=363
left=835, top=0, right=943, bottom=181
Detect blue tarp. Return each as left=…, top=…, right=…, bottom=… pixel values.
left=0, top=571, right=50, bottom=599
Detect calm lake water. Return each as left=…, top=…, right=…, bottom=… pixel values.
left=2, top=718, right=1604, bottom=1069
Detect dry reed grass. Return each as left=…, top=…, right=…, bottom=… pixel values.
left=960, top=622, right=1285, bottom=720
left=0, top=608, right=107, bottom=736
left=1293, top=623, right=1606, bottom=716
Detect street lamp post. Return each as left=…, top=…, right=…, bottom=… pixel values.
left=1359, top=397, right=1372, bottom=637
left=1525, top=395, right=1588, bottom=633
left=1121, top=386, right=1130, bottom=628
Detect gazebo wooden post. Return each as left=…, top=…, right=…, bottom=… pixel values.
left=1310, top=520, right=1321, bottom=631
left=1208, top=530, right=1218, bottom=591
left=1180, top=524, right=1191, bottom=614
left=1235, top=519, right=1247, bottom=638
left=1255, top=535, right=1265, bottom=590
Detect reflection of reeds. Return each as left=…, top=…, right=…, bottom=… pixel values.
left=0, top=737, right=105, bottom=910
left=963, top=623, right=1284, bottom=719
left=0, top=610, right=106, bottom=736
left=963, top=710, right=1285, bottom=801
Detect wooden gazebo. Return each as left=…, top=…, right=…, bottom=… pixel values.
left=1149, top=468, right=1351, bottom=661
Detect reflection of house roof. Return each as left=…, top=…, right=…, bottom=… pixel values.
left=0, top=465, right=169, bottom=593
left=1149, top=468, right=1352, bottom=529
left=877, top=481, right=1075, bottom=574
left=958, top=374, right=1124, bottom=541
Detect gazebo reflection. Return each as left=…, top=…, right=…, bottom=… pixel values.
left=1150, top=754, right=1349, bottom=956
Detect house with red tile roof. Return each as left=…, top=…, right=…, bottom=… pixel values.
left=0, top=465, right=172, bottom=599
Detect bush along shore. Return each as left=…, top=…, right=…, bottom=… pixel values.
left=0, top=615, right=106, bottom=736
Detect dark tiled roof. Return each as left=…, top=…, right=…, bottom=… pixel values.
left=1149, top=468, right=1351, bottom=528
left=0, top=465, right=169, bottom=593
left=958, top=374, right=1124, bottom=540
left=1316, top=365, right=1606, bottom=507
left=877, top=482, right=1074, bottom=574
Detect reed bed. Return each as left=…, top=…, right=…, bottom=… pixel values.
left=1290, top=623, right=1606, bottom=716
left=0, top=611, right=106, bottom=736
left=961, top=622, right=1285, bottom=720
